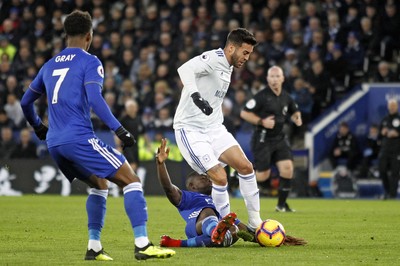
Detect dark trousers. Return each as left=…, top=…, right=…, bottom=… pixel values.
left=378, top=152, right=400, bottom=198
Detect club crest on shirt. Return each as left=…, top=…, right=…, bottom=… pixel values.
left=282, top=105, right=288, bottom=115
left=97, top=65, right=104, bottom=78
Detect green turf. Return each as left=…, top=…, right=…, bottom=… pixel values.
left=1, top=195, right=399, bottom=265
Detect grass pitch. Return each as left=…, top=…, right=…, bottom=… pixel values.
left=1, top=195, right=399, bottom=265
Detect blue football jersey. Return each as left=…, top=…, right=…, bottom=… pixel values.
left=29, top=48, right=104, bottom=148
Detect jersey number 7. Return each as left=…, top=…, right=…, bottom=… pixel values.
left=52, top=68, right=70, bottom=104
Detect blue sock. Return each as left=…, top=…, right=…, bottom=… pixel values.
left=202, top=216, right=218, bottom=236
left=86, top=189, right=107, bottom=239
left=182, top=235, right=212, bottom=247
left=123, top=183, right=148, bottom=235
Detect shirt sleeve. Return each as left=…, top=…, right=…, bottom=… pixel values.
left=243, top=91, right=262, bottom=113
left=85, top=83, right=121, bottom=131
left=20, top=66, right=46, bottom=127
left=177, top=51, right=216, bottom=95
left=287, top=93, right=300, bottom=115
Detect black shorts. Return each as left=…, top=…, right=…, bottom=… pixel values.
left=251, top=137, right=293, bottom=171
left=123, top=146, right=139, bottom=164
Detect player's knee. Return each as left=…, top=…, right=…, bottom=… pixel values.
left=278, top=163, right=293, bottom=178
left=256, top=170, right=270, bottom=182
left=236, top=161, right=254, bottom=175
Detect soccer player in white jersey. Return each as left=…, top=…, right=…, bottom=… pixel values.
left=173, top=28, right=263, bottom=231
left=20, top=10, right=175, bottom=261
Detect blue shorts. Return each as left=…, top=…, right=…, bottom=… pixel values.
left=185, top=214, right=199, bottom=238
left=48, top=137, right=126, bottom=182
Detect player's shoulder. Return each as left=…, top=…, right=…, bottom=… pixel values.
left=198, top=48, right=225, bottom=62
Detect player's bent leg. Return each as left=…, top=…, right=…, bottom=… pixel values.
left=211, top=212, right=237, bottom=245
left=112, top=162, right=175, bottom=260
left=81, top=176, right=110, bottom=260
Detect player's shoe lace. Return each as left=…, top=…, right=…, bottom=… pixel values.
left=211, top=212, right=237, bottom=245
left=134, top=242, right=175, bottom=260
left=84, top=248, right=113, bottom=261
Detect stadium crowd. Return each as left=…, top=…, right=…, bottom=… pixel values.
left=0, top=0, right=399, bottom=160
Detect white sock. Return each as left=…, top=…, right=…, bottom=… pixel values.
left=135, top=236, right=150, bottom=248
left=88, top=240, right=102, bottom=252
left=238, top=172, right=262, bottom=227
left=211, top=184, right=230, bottom=217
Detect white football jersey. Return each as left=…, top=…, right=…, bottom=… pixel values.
left=173, top=48, right=233, bottom=130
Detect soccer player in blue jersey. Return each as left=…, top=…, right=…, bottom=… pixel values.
left=20, top=10, right=175, bottom=261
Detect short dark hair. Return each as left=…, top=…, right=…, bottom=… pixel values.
left=226, top=28, right=257, bottom=47
left=64, top=10, right=92, bottom=37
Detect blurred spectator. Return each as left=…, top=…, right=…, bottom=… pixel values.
left=238, top=2, right=257, bottom=29
left=303, top=17, right=321, bottom=46
left=119, top=99, right=144, bottom=171
left=1, top=18, right=20, bottom=47
left=11, top=45, right=34, bottom=81
left=10, top=127, right=37, bottom=159
left=285, top=4, right=302, bottom=35
left=0, top=126, right=16, bottom=159
left=265, top=30, right=286, bottom=65
left=378, top=3, right=400, bottom=62
left=118, top=78, right=139, bottom=108
left=359, top=16, right=379, bottom=59
left=282, top=48, right=299, bottom=77
left=4, top=93, right=25, bottom=129
left=153, top=107, right=173, bottom=133
left=0, top=108, right=14, bottom=129
left=305, top=60, right=333, bottom=119
left=0, top=35, right=16, bottom=62
left=343, top=31, right=365, bottom=73
left=325, top=43, right=349, bottom=100
left=326, top=12, right=347, bottom=47
left=118, top=48, right=135, bottom=79
left=359, top=124, right=380, bottom=178
left=330, top=122, right=360, bottom=171
left=290, top=78, right=313, bottom=127
left=372, top=61, right=397, bottom=82
left=341, top=4, right=361, bottom=33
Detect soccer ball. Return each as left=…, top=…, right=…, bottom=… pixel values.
left=255, top=219, right=286, bottom=247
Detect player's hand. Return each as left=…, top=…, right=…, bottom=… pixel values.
left=33, top=122, right=48, bottom=140
left=191, top=92, right=213, bottom=115
left=262, top=115, right=275, bottom=129
left=292, top=113, right=302, bottom=126
left=115, top=126, right=136, bottom=148
left=156, top=138, right=170, bottom=164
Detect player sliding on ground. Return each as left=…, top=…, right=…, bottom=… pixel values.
left=156, top=138, right=239, bottom=247
left=156, top=139, right=307, bottom=247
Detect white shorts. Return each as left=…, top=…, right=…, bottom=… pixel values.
left=175, top=125, right=239, bottom=174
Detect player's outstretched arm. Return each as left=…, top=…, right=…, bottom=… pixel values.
left=86, top=83, right=135, bottom=147
left=156, top=138, right=182, bottom=206
left=20, top=88, right=48, bottom=140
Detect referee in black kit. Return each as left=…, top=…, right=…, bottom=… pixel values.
left=241, top=66, right=302, bottom=212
